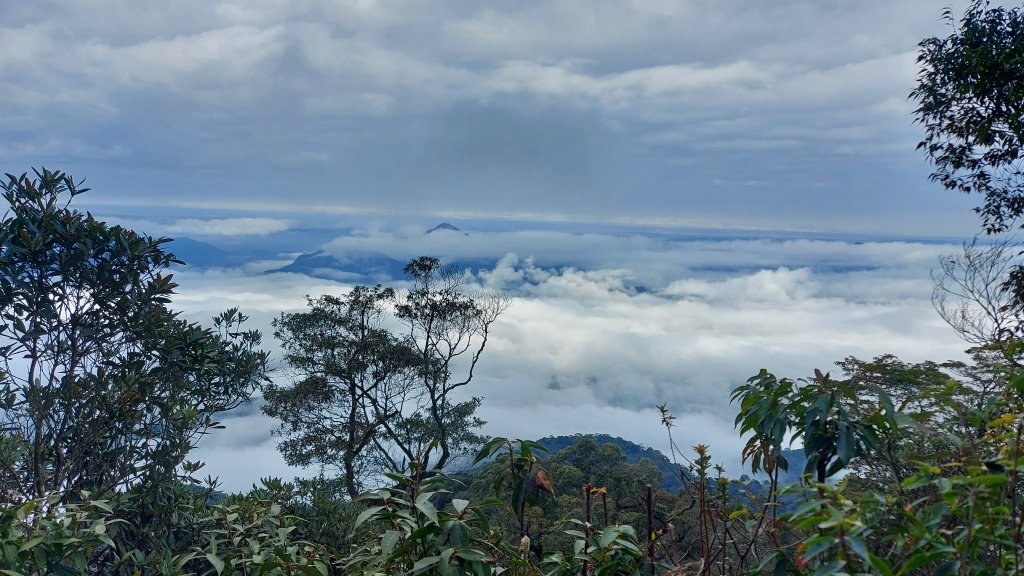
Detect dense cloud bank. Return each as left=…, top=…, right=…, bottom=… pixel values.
left=177, top=224, right=968, bottom=491
left=1, top=0, right=982, bottom=233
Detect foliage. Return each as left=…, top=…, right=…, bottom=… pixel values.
left=0, top=496, right=117, bottom=575
left=344, top=471, right=522, bottom=576
left=395, top=257, right=509, bottom=478
left=452, top=436, right=680, bottom=568
left=283, top=475, right=365, bottom=557
left=541, top=523, right=650, bottom=576
left=262, top=286, right=422, bottom=499
left=0, top=478, right=335, bottom=575
left=913, top=0, right=1024, bottom=234
left=660, top=407, right=797, bottom=575
left=0, top=168, right=331, bottom=574
left=264, top=258, right=507, bottom=497
left=732, top=368, right=907, bottom=483
left=771, top=349, right=1024, bottom=576
left=533, top=435, right=681, bottom=492
left=345, top=438, right=677, bottom=576
left=474, top=437, right=554, bottom=541
left=195, top=482, right=333, bottom=576
left=0, top=168, right=269, bottom=502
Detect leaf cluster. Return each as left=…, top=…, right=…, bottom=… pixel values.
left=913, top=0, right=1024, bottom=233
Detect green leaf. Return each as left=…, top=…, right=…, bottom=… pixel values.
left=415, top=495, right=439, bottom=525
left=518, top=439, right=550, bottom=455
left=456, top=548, right=489, bottom=562
left=353, top=505, right=387, bottom=528
left=900, top=552, right=938, bottom=575
left=412, top=555, right=440, bottom=573
left=800, top=537, right=835, bottom=563
left=868, top=553, right=895, bottom=576
left=16, top=535, right=45, bottom=553
left=811, top=560, right=846, bottom=576
left=206, top=553, right=226, bottom=574
left=836, top=422, right=854, bottom=464
left=381, top=530, right=401, bottom=556
left=448, top=520, right=470, bottom=548
left=965, top=474, right=1009, bottom=485
left=728, top=509, right=749, bottom=519
left=474, top=437, right=506, bottom=464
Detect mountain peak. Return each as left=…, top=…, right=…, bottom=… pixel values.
left=426, top=222, right=462, bottom=234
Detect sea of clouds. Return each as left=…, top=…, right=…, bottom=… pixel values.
left=155, top=219, right=970, bottom=492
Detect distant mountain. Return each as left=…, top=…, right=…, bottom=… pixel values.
left=272, top=250, right=407, bottom=282
left=535, top=434, right=686, bottom=492
left=271, top=221, right=495, bottom=282
left=167, top=237, right=234, bottom=268
left=268, top=222, right=473, bottom=282
left=427, top=222, right=464, bottom=234
left=776, top=448, right=809, bottom=484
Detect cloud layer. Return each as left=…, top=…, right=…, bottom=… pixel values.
left=178, top=225, right=969, bottom=491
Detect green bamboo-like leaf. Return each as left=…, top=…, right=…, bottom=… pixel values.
left=474, top=438, right=506, bottom=464
left=412, top=555, right=440, bottom=573
left=353, top=505, right=387, bottom=528
left=206, top=552, right=225, bottom=574
left=965, top=474, right=1009, bottom=485
left=16, top=535, right=44, bottom=553
left=381, top=530, right=401, bottom=556
left=866, top=553, right=894, bottom=576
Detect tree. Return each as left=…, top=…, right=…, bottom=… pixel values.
left=0, top=168, right=269, bottom=502
left=262, top=286, right=423, bottom=499
left=264, top=257, right=507, bottom=496
left=933, top=235, right=1023, bottom=346
left=913, top=0, right=1024, bottom=234
left=396, top=257, right=508, bottom=478
left=831, top=355, right=964, bottom=493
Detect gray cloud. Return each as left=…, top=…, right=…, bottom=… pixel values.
left=117, top=217, right=294, bottom=237
left=1, top=0, right=984, bottom=234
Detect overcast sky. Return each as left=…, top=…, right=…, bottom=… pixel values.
left=1, top=0, right=986, bottom=234
left=1, top=1, right=1002, bottom=491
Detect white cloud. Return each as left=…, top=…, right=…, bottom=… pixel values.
left=176, top=228, right=970, bottom=491
left=163, top=218, right=293, bottom=236
left=108, top=217, right=293, bottom=237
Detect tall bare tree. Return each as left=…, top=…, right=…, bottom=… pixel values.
left=932, top=235, right=1021, bottom=346
left=396, top=257, right=509, bottom=478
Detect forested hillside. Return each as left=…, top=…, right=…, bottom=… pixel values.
left=535, top=435, right=684, bottom=492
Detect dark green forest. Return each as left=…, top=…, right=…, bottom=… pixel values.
left=4, top=1, right=1024, bottom=574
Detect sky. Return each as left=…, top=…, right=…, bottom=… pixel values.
left=0, top=0, right=985, bottom=234
left=0, top=1, right=1005, bottom=491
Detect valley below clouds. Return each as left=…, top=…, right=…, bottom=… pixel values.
left=155, top=216, right=969, bottom=491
